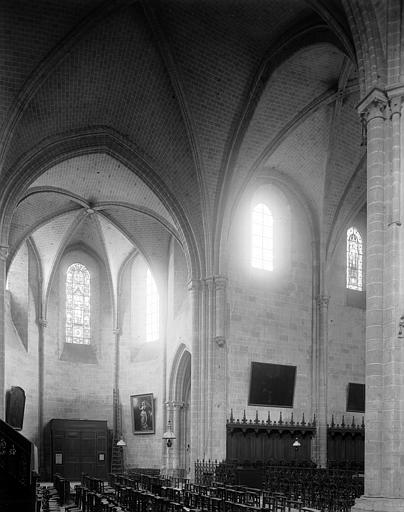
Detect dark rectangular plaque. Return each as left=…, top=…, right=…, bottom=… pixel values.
left=346, top=382, right=365, bottom=413
left=248, top=362, right=296, bottom=407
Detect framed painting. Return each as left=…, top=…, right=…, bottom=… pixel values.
left=346, top=382, right=365, bottom=413
left=131, top=393, right=155, bottom=434
left=6, top=386, right=26, bottom=430
left=248, top=361, right=296, bottom=407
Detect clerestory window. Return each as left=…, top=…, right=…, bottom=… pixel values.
left=346, top=227, right=363, bottom=291
left=251, top=203, right=273, bottom=271
left=66, top=263, right=91, bottom=344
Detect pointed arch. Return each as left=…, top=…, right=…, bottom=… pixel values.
left=169, top=343, right=191, bottom=402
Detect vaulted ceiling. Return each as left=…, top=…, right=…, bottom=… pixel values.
left=1, top=0, right=365, bottom=282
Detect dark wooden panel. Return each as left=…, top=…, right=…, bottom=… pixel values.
left=64, top=432, right=81, bottom=480
left=95, top=432, right=107, bottom=478
left=327, top=430, right=364, bottom=470
left=226, top=429, right=313, bottom=465
left=49, top=419, right=108, bottom=480
left=81, top=431, right=96, bottom=476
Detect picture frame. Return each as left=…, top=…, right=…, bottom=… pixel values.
left=248, top=361, right=296, bottom=408
left=131, top=393, right=155, bottom=434
left=346, top=382, right=365, bottom=413
left=6, top=386, right=26, bottom=430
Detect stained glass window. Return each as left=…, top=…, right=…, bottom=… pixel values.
left=66, top=263, right=91, bottom=344
left=146, top=268, right=159, bottom=342
left=251, top=203, right=273, bottom=271
left=346, top=227, right=363, bottom=291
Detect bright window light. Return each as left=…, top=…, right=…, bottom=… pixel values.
left=251, top=203, right=273, bottom=271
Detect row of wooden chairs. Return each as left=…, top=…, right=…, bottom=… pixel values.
left=263, top=469, right=362, bottom=512
left=107, top=473, right=321, bottom=512
left=59, top=471, right=324, bottom=512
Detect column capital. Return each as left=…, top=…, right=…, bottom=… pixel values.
left=204, top=276, right=214, bottom=290
left=113, top=328, right=121, bottom=336
left=173, top=400, right=185, bottom=409
left=387, top=85, right=404, bottom=118
left=165, top=400, right=184, bottom=409
left=214, top=275, right=227, bottom=290
left=38, top=318, right=48, bottom=328
left=0, top=246, right=9, bottom=261
left=357, top=87, right=388, bottom=120
left=214, top=336, right=226, bottom=347
left=316, top=295, right=330, bottom=308
left=187, top=279, right=201, bottom=292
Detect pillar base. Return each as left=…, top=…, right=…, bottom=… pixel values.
left=352, top=496, right=404, bottom=511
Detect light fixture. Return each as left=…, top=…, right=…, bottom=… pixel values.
left=162, top=419, right=176, bottom=447
left=117, top=438, right=127, bottom=447
left=292, top=438, right=301, bottom=449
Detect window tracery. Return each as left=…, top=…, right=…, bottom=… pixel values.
left=66, top=263, right=91, bottom=344
left=346, top=227, right=363, bottom=291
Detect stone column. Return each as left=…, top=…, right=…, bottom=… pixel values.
left=315, top=294, right=329, bottom=468
left=189, top=275, right=227, bottom=469
left=37, top=317, right=47, bottom=474
left=211, top=276, right=227, bottom=461
left=188, top=279, right=201, bottom=476
left=382, top=90, right=403, bottom=499
left=352, top=89, right=404, bottom=511
left=113, top=327, right=121, bottom=438
left=165, top=401, right=174, bottom=474
left=204, top=276, right=214, bottom=460
left=199, top=278, right=209, bottom=458
left=171, top=401, right=183, bottom=471
left=0, top=245, right=8, bottom=419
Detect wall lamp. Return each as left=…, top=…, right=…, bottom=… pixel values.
left=292, top=437, right=301, bottom=450
left=162, top=419, right=176, bottom=448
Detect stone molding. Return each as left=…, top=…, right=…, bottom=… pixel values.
left=0, top=246, right=9, bottom=261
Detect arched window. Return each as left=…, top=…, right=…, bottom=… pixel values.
left=146, top=268, right=159, bottom=342
left=251, top=203, right=273, bottom=271
left=346, top=227, right=363, bottom=291
left=66, top=263, right=91, bottom=344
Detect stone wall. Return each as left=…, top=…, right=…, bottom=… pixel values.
left=327, top=211, right=366, bottom=422
left=226, top=183, right=314, bottom=425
